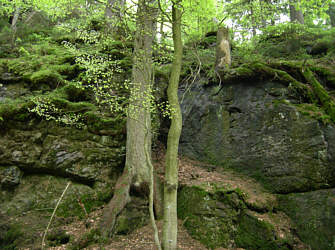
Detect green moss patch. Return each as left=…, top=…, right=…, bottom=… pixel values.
left=177, top=185, right=243, bottom=248
left=235, top=213, right=288, bottom=250
left=30, top=69, right=64, bottom=89
left=84, top=111, right=125, bottom=135
left=0, top=225, right=22, bottom=250
left=278, top=189, right=335, bottom=250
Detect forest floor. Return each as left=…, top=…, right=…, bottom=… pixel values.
left=48, top=209, right=209, bottom=249
left=44, top=145, right=277, bottom=250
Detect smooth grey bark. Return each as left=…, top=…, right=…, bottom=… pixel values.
left=99, top=0, right=158, bottom=237
left=162, top=2, right=183, bottom=250
left=289, top=1, right=304, bottom=24
left=11, top=7, right=20, bottom=30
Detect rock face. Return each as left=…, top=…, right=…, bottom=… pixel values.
left=180, top=80, right=335, bottom=193
left=0, top=120, right=126, bottom=248
left=180, top=79, right=335, bottom=249
left=279, top=189, right=335, bottom=250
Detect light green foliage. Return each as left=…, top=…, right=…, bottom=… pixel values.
left=0, top=0, right=90, bottom=19
left=182, top=0, right=217, bottom=38
left=28, top=97, right=84, bottom=128
left=60, top=20, right=174, bottom=121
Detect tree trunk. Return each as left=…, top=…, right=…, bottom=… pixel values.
left=99, top=0, right=158, bottom=237
left=215, top=26, right=231, bottom=70
left=105, top=0, right=125, bottom=33
left=105, top=0, right=125, bottom=19
left=289, top=1, right=304, bottom=24
left=327, top=3, right=335, bottom=27
left=250, top=6, right=257, bottom=37
left=162, top=2, right=183, bottom=250
left=11, top=8, right=20, bottom=30
left=10, top=7, right=20, bottom=48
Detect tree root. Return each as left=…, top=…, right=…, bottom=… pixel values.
left=302, top=68, right=335, bottom=122
left=99, top=166, right=132, bottom=238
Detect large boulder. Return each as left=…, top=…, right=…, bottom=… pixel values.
left=179, top=79, right=335, bottom=249
left=177, top=184, right=305, bottom=249
left=180, top=80, right=335, bottom=194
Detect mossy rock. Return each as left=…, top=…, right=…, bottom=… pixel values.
left=311, top=40, right=333, bottom=55
left=177, top=185, right=242, bottom=248
left=114, top=197, right=149, bottom=235
left=62, top=83, right=91, bottom=102
left=84, top=111, right=125, bottom=135
left=0, top=99, right=35, bottom=127
left=235, top=213, right=288, bottom=250
left=278, top=189, right=335, bottom=250
left=30, top=69, right=64, bottom=89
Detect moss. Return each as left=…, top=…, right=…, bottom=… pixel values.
left=309, top=65, right=335, bottom=87
left=303, top=68, right=335, bottom=122
left=311, top=40, right=332, bottom=55
left=30, top=69, right=64, bottom=89
left=295, top=103, right=332, bottom=124
left=57, top=190, right=112, bottom=219
left=84, top=111, right=125, bottom=135
left=236, top=213, right=287, bottom=250
left=49, top=64, right=80, bottom=80
left=178, top=185, right=242, bottom=249
left=61, top=83, right=90, bottom=102
left=0, top=225, right=22, bottom=250
left=278, top=190, right=335, bottom=250
left=0, top=99, right=34, bottom=125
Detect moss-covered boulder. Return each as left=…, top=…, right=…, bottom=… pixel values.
left=180, top=80, right=334, bottom=194
left=177, top=185, right=297, bottom=249
left=278, top=189, right=335, bottom=250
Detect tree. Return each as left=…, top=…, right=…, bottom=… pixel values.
left=162, top=1, right=183, bottom=249
left=327, top=2, right=335, bottom=27
left=99, top=0, right=159, bottom=239
left=289, top=0, right=304, bottom=24
left=105, top=0, right=126, bottom=32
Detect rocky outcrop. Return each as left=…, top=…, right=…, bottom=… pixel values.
left=180, top=80, right=335, bottom=193
left=177, top=183, right=307, bottom=249
left=0, top=117, right=126, bottom=248
left=180, top=79, right=335, bottom=249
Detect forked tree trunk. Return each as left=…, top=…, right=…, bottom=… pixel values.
left=162, top=2, right=183, bottom=250
left=99, top=0, right=158, bottom=237
left=215, top=26, right=231, bottom=70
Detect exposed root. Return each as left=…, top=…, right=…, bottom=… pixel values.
left=302, top=67, right=335, bottom=122
left=99, top=166, right=132, bottom=238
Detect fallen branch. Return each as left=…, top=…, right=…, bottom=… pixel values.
left=41, top=181, right=71, bottom=250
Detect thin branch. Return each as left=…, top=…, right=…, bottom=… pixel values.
left=158, top=0, right=172, bottom=23
left=41, top=181, right=71, bottom=250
